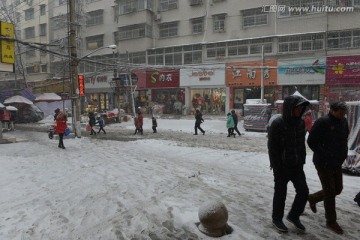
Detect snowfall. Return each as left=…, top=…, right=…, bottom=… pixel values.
left=0, top=115, right=359, bottom=240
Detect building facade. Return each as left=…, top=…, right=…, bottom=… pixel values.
left=2, top=0, right=360, bottom=114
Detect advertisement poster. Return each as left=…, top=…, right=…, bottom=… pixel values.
left=278, top=58, right=326, bottom=85
left=326, top=55, right=360, bottom=84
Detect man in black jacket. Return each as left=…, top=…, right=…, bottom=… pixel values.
left=307, top=101, right=349, bottom=235
left=268, top=95, right=310, bottom=233
left=194, top=109, right=205, bottom=135
left=231, top=109, right=242, bottom=136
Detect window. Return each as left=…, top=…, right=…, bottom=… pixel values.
left=184, top=44, right=202, bottom=64
left=191, top=17, right=204, bottom=34
left=327, top=30, right=359, bottom=49
left=87, top=10, right=104, bottom=26
left=15, top=12, right=21, bottom=23
left=279, top=33, right=324, bottom=52
left=24, top=27, right=35, bottom=39
left=58, top=0, right=67, bottom=6
left=228, top=41, right=249, bottom=56
left=159, top=0, right=177, bottom=11
left=116, top=24, right=152, bottom=40
left=118, top=0, right=147, bottom=14
left=148, top=48, right=164, bottom=65
left=86, top=35, right=104, bottom=49
left=213, top=14, right=226, bottom=32
left=159, top=21, right=178, bottom=38
left=39, top=23, right=46, bottom=36
left=52, top=14, right=68, bottom=30
left=165, top=46, right=182, bottom=65
left=25, top=8, right=34, bottom=20
left=206, top=42, right=226, bottom=58
left=242, top=8, right=268, bottom=27
left=25, top=49, right=36, bottom=57
left=40, top=4, right=46, bottom=16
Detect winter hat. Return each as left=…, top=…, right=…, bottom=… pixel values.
left=330, top=101, right=348, bottom=112
left=55, top=108, right=60, bottom=113
left=231, top=110, right=235, bottom=114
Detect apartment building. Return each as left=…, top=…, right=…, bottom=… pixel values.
left=2, top=0, right=360, bottom=114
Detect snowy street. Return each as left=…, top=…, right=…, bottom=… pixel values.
left=1, top=118, right=359, bottom=240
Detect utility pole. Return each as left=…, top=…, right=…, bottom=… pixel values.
left=69, top=0, right=81, bottom=137
left=127, top=51, right=136, bottom=116
left=260, top=45, right=265, bottom=103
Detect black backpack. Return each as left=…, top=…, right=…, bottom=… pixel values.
left=355, top=192, right=360, bottom=207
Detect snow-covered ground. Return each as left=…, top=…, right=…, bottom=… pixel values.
left=1, top=117, right=359, bottom=240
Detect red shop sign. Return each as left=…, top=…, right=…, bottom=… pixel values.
left=146, top=70, right=179, bottom=88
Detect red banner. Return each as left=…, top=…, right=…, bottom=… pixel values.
left=326, top=55, right=360, bottom=84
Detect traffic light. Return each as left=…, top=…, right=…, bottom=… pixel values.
left=78, top=75, right=85, bottom=95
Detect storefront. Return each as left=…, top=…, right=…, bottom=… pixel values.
left=325, top=55, right=360, bottom=103
left=84, top=72, right=114, bottom=113
left=226, top=60, right=277, bottom=115
left=277, top=57, right=325, bottom=116
left=180, top=64, right=226, bottom=115
left=146, top=69, right=184, bottom=114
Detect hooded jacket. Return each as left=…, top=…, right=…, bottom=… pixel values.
left=307, top=112, right=349, bottom=167
left=268, top=95, right=309, bottom=170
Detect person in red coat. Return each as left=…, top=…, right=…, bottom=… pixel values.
left=135, top=111, right=143, bottom=135
left=56, top=111, right=67, bottom=149
left=304, top=110, right=313, bottom=133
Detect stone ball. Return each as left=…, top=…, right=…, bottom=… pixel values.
left=198, top=200, right=229, bottom=237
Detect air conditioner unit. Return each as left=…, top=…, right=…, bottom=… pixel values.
left=190, top=0, right=202, bottom=6
left=154, top=14, right=161, bottom=21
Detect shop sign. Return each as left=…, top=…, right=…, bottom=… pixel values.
left=226, top=60, right=277, bottom=87
left=191, top=69, right=215, bottom=81
left=326, top=55, right=360, bottom=84
left=84, top=74, right=112, bottom=89
left=146, top=69, right=179, bottom=88
left=0, top=21, right=15, bottom=64
left=180, top=64, right=225, bottom=86
left=278, top=58, right=325, bottom=85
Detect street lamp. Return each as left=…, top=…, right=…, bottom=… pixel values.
left=71, top=44, right=117, bottom=138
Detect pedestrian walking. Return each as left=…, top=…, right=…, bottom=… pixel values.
left=134, top=111, right=143, bottom=135
left=226, top=112, right=235, bottom=137
left=97, top=116, right=106, bottom=134
left=152, top=116, right=157, bottom=133
left=304, top=110, right=313, bottom=133
left=88, top=112, right=97, bottom=135
left=268, top=95, right=310, bottom=233
left=55, top=111, right=67, bottom=149
left=307, top=101, right=349, bottom=235
left=194, top=109, right=205, bottom=135
left=231, top=109, right=241, bottom=136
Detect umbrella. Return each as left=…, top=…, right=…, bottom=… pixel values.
left=4, top=95, right=33, bottom=105
left=0, top=102, right=5, bottom=109
left=6, top=106, right=18, bottom=111
left=33, top=93, right=62, bottom=102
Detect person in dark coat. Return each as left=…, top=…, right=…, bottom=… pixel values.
left=55, top=111, right=67, bottom=149
left=194, top=109, right=205, bottom=135
left=97, top=116, right=106, bottom=134
left=88, top=112, right=97, bottom=135
left=231, top=109, right=241, bottom=136
left=268, top=95, right=310, bottom=233
left=307, top=101, right=349, bottom=235
left=152, top=116, right=157, bottom=133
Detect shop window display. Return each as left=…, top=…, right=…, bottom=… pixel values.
left=191, top=88, right=225, bottom=115
left=151, top=89, right=185, bottom=114
left=85, top=93, right=109, bottom=113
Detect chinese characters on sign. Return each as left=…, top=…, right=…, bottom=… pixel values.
left=0, top=21, right=15, bottom=64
